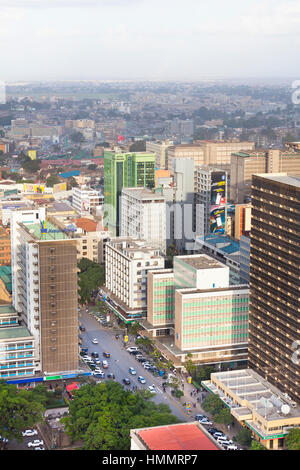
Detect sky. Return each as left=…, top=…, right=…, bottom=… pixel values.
left=0, top=0, right=300, bottom=81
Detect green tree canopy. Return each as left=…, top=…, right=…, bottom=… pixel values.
left=201, top=393, right=224, bottom=416
left=0, top=380, right=45, bottom=445
left=62, top=381, right=179, bottom=450
left=78, top=258, right=105, bottom=304
left=286, top=428, right=300, bottom=450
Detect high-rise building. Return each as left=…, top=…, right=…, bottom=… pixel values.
left=146, top=140, right=173, bottom=169
left=120, top=188, right=166, bottom=253
left=104, top=151, right=156, bottom=236
left=230, top=149, right=300, bottom=203
left=11, top=209, right=79, bottom=374
left=194, top=166, right=228, bottom=238
left=249, top=173, right=300, bottom=402
left=167, top=140, right=254, bottom=172
left=72, top=186, right=104, bottom=217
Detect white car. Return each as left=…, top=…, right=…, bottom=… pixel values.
left=92, top=338, right=98, bottom=344
left=138, top=376, right=146, bottom=384
left=34, top=446, right=45, bottom=451
left=22, top=429, right=38, bottom=437
left=198, top=418, right=213, bottom=425
left=227, top=444, right=238, bottom=450
left=28, top=439, right=44, bottom=448
left=143, top=363, right=152, bottom=369
left=148, top=385, right=156, bottom=394
left=127, top=347, right=139, bottom=353
left=129, top=367, right=136, bottom=375
left=102, top=360, right=108, bottom=369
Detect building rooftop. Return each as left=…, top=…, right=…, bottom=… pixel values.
left=0, top=304, right=16, bottom=315
left=0, top=326, right=32, bottom=340
left=122, top=187, right=165, bottom=201
left=256, top=173, right=300, bottom=189
left=206, top=369, right=300, bottom=422
left=196, top=234, right=240, bottom=255
left=0, top=266, right=12, bottom=293
left=132, top=422, right=219, bottom=450
left=72, top=217, right=98, bottom=232
left=23, top=221, right=69, bottom=241
left=175, top=254, right=225, bottom=270
left=177, top=284, right=249, bottom=296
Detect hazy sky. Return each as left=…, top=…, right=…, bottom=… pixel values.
left=1, top=0, right=299, bottom=81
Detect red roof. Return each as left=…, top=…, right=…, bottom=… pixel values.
left=73, top=217, right=97, bottom=232
left=137, top=423, right=219, bottom=451
left=66, top=382, right=79, bottom=393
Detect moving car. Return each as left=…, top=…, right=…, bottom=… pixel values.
left=138, top=376, right=146, bottom=384
left=102, top=360, right=108, bottom=369
left=148, top=385, right=156, bottom=394
left=107, top=373, right=115, bottom=379
left=91, top=352, right=99, bottom=358
left=27, top=440, right=44, bottom=448
left=92, top=338, right=98, bottom=344
left=93, top=372, right=105, bottom=378
left=123, top=378, right=131, bottom=385
left=129, top=367, right=136, bottom=375
left=103, top=351, right=111, bottom=358
left=22, top=429, right=38, bottom=437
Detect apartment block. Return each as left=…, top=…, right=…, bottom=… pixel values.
left=249, top=173, right=300, bottom=402
left=120, top=188, right=166, bottom=253
left=0, top=226, right=11, bottom=265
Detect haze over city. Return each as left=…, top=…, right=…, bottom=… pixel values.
left=1, top=0, right=300, bottom=81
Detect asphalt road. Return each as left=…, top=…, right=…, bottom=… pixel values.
left=79, top=309, right=192, bottom=422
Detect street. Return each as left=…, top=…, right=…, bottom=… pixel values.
left=79, top=309, right=193, bottom=422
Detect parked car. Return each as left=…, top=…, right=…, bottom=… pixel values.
left=138, top=376, right=146, bottom=384
left=143, top=363, right=152, bottom=369
left=137, top=357, right=147, bottom=363
left=91, top=352, right=99, bottom=358
left=22, top=429, right=38, bottom=437
left=27, top=440, right=44, bottom=448
left=127, top=347, right=139, bottom=353
left=123, top=378, right=131, bottom=385
left=198, top=418, right=212, bottom=425
left=129, top=367, right=136, bottom=375
left=227, top=444, right=238, bottom=450
left=107, top=373, right=115, bottom=379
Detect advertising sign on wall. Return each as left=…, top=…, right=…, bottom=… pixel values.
left=210, top=171, right=226, bottom=234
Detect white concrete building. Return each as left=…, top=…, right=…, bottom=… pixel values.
left=104, top=238, right=164, bottom=319
left=120, top=188, right=166, bottom=254
left=72, top=186, right=104, bottom=217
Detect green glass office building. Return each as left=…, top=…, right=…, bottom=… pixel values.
left=104, top=151, right=156, bottom=235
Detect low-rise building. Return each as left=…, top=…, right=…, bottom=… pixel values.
left=202, top=369, right=300, bottom=450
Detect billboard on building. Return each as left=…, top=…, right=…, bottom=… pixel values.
left=23, top=183, right=45, bottom=194
left=81, top=199, right=90, bottom=216
left=209, top=171, right=226, bottom=234
left=27, top=150, right=37, bottom=160
left=53, top=182, right=67, bottom=193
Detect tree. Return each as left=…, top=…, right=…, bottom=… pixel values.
left=250, top=440, right=267, bottom=450
left=78, top=258, right=105, bottom=304
left=62, top=381, right=179, bottom=450
left=235, top=428, right=252, bottom=447
left=68, top=176, right=78, bottom=188
left=21, top=158, right=41, bottom=173
left=201, top=394, right=224, bottom=416
left=46, top=175, right=61, bottom=187
left=214, top=408, right=232, bottom=432
left=129, top=141, right=146, bottom=152
left=70, top=131, right=85, bottom=144
left=285, top=428, right=300, bottom=450
left=0, top=380, right=45, bottom=447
